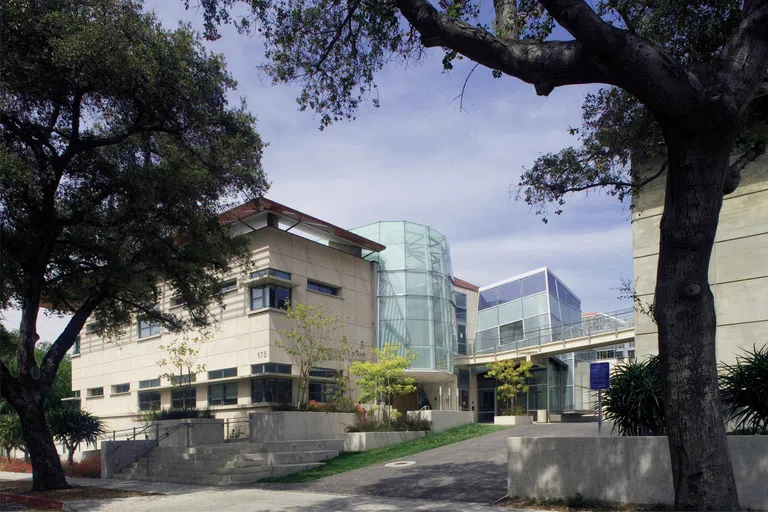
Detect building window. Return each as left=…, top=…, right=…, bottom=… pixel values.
left=208, top=367, right=237, bottom=380
left=309, top=382, right=338, bottom=402
left=139, top=378, right=161, bottom=389
left=169, top=374, right=196, bottom=386
left=138, top=391, right=161, bottom=411
left=171, top=387, right=197, bottom=409
left=87, top=387, right=104, bottom=398
left=252, top=363, right=292, bottom=375
left=309, top=368, right=340, bottom=379
left=250, top=285, right=291, bottom=310
left=307, top=281, right=339, bottom=296
left=250, top=268, right=291, bottom=281
left=170, top=296, right=185, bottom=308
left=72, top=335, right=80, bottom=355
left=113, top=383, right=130, bottom=394
left=499, top=321, right=524, bottom=344
left=251, top=378, right=292, bottom=403
left=219, top=279, right=237, bottom=294
left=457, top=324, right=467, bottom=355
left=138, top=319, right=161, bottom=339
left=85, top=323, right=98, bottom=333
left=208, top=382, right=238, bottom=406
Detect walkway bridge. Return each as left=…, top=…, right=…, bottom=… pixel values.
left=456, top=308, right=635, bottom=367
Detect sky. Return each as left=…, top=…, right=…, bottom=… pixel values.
left=1, top=1, right=633, bottom=343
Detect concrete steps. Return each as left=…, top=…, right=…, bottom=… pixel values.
left=116, top=439, right=341, bottom=485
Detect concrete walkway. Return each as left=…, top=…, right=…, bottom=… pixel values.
left=0, top=472, right=528, bottom=511
left=255, top=422, right=611, bottom=504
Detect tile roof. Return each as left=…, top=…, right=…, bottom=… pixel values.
left=453, top=277, right=479, bottom=292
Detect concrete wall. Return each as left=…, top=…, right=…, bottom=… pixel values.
left=633, top=154, right=768, bottom=364
left=100, top=440, right=155, bottom=479
left=71, top=225, right=377, bottom=424
left=407, top=410, right=473, bottom=433
left=507, top=436, right=768, bottom=510
left=249, top=411, right=357, bottom=442
left=148, top=419, right=225, bottom=447
left=343, top=431, right=426, bottom=452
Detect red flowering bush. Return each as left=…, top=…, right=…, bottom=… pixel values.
left=0, top=457, right=32, bottom=473
left=307, top=400, right=327, bottom=411
left=64, top=456, right=101, bottom=478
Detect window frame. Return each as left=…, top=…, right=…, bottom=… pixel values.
left=250, top=284, right=292, bottom=310
left=208, top=382, right=238, bottom=406
left=249, top=268, right=292, bottom=281
left=251, top=363, right=292, bottom=375
left=113, top=383, right=130, bottom=394
left=138, top=391, right=161, bottom=411
left=308, top=381, right=339, bottom=403
left=307, top=280, right=339, bottom=296
left=139, top=378, right=161, bottom=389
left=137, top=318, right=161, bottom=339
left=171, top=387, right=197, bottom=409
left=251, top=377, right=292, bottom=404
left=87, top=387, right=104, bottom=398
left=208, top=367, right=237, bottom=380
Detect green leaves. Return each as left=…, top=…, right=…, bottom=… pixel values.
left=720, top=345, right=768, bottom=435
left=485, top=359, right=533, bottom=411
left=601, top=356, right=666, bottom=436
left=350, top=342, right=416, bottom=409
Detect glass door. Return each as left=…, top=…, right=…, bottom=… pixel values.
left=478, top=389, right=496, bottom=423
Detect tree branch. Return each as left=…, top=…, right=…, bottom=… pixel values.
left=538, top=0, right=701, bottom=116
left=718, top=1, right=768, bottom=111
left=559, top=161, right=667, bottom=194
left=314, top=0, right=362, bottom=70
left=0, top=360, right=21, bottom=405
left=453, top=63, right=480, bottom=112
left=395, top=0, right=615, bottom=95
left=40, top=294, right=102, bottom=383
left=723, top=143, right=766, bottom=195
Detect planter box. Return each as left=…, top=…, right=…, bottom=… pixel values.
left=507, top=436, right=768, bottom=510
left=249, top=411, right=357, bottom=442
left=494, top=415, right=532, bottom=426
left=148, top=418, right=224, bottom=447
left=407, top=410, right=473, bottom=433
left=343, top=431, right=426, bottom=452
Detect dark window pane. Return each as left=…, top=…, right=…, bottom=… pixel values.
left=458, top=369, right=470, bottom=388
left=250, top=268, right=291, bottom=280
left=478, top=288, right=499, bottom=310
left=500, top=321, right=524, bottom=344
left=271, top=286, right=291, bottom=309
left=456, top=308, right=467, bottom=323
left=219, top=279, right=237, bottom=294
left=114, top=383, right=130, bottom=394
left=139, top=378, right=160, bottom=389
left=73, top=336, right=81, bottom=355
left=208, top=367, right=237, bottom=380
left=138, top=391, right=161, bottom=411
left=454, top=292, right=467, bottom=309
left=309, top=368, right=339, bottom=378
left=521, top=272, right=546, bottom=297
left=171, top=387, right=196, bottom=408
left=308, top=281, right=339, bottom=296
left=497, top=280, right=521, bottom=304
left=251, top=380, right=264, bottom=402
left=208, top=382, right=238, bottom=406
left=547, top=272, right=558, bottom=298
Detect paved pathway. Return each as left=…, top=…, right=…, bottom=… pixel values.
left=0, top=472, right=528, bottom=511
left=256, top=422, right=611, bottom=504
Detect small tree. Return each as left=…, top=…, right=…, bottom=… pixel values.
left=330, top=337, right=366, bottom=409
left=276, top=303, right=340, bottom=407
left=350, top=342, right=417, bottom=423
left=485, top=359, right=533, bottom=415
left=47, top=408, right=106, bottom=465
left=157, top=333, right=210, bottom=410
left=0, top=413, right=25, bottom=460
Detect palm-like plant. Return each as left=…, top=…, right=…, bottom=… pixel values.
left=720, top=345, right=768, bottom=435
left=0, top=413, right=25, bottom=459
left=601, top=356, right=665, bottom=436
left=48, top=408, right=106, bottom=465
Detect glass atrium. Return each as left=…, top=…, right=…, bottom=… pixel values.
left=350, top=221, right=457, bottom=372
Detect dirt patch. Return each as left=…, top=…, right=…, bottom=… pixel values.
left=0, top=480, right=160, bottom=502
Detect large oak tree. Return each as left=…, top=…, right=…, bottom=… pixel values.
left=194, top=0, right=767, bottom=509
left=0, top=0, right=267, bottom=490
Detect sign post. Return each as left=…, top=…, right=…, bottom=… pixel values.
left=590, top=362, right=611, bottom=436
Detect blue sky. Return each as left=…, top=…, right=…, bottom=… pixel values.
left=2, top=1, right=633, bottom=342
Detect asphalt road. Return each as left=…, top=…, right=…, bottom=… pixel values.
left=258, top=422, right=609, bottom=504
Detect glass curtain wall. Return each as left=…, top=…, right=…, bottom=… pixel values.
left=350, top=221, right=457, bottom=371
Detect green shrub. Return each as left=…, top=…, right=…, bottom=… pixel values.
left=142, top=408, right=215, bottom=421
left=345, top=413, right=431, bottom=432
left=502, top=405, right=525, bottom=416
left=601, top=356, right=665, bottom=436
left=720, top=345, right=768, bottom=435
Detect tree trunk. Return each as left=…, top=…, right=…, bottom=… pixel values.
left=67, top=445, right=75, bottom=466
left=654, top=126, right=739, bottom=511
left=18, top=401, right=69, bottom=491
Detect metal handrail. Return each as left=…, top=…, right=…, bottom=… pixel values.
left=466, top=307, right=635, bottom=357
left=100, top=423, right=154, bottom=442
left=131, top=421, right=195, bottom=474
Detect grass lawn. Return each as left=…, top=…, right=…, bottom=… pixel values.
left=263, top=423, right=508, bottom=483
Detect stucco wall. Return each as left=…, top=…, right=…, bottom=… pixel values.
left=507, top=436, right=768, bottom=510
left=632, top=154, right=768, bottom=364
left=71, top=226, right=377, bottom=422
left=249, top=411, right=357, bottom=442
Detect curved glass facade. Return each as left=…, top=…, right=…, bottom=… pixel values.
left=350, top=222, right=456, bottom=371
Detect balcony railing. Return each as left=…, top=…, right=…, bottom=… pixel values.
left=464, top=308, right=635, bottom=357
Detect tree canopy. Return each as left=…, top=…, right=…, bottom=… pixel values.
left=0, top=0, right=267, bottom=490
